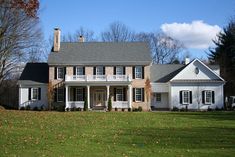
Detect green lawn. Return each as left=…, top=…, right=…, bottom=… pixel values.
left=0, top=110, right=235, bottom=157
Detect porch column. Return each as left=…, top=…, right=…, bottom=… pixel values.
left=87, top=85, right=90, bottom=109
left=106, top=85, right=110, bottom=108
left=65, top=85, right=68, bottom=110
left=128, top=85, right=132, bottom=108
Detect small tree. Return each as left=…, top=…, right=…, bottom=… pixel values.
left=108, top=95, right=112, bottom=111
left=84, top=97, right=88, bottom=111
left=145, top=78, right=152, bottom=111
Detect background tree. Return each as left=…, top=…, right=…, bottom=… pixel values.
left=208, top=18, right=235, bottom=96
left=136, top=32, right=184, bottom=64
left=101, top=21, right=135, bottom=42
left=145, top=78, right=152, bottom=111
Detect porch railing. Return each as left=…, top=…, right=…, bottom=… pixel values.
left=112, top=101, right=129, bottom=108
left=66, top=101, right=84, bottom=109
left=65, top=75, right=132, bottom=82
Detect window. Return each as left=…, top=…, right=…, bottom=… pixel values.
left=156, top=93, right=161, bottom=102
left=135, top=88, right=142, bottom=101
left=96, top=66, right=104, bottom=75
left=57, top=67, right=64, bottom=79
left=32, top=88, right=38, bottom=100
left=116, top=66, right=124, bottom=75
left=57, top=87, right=64, bottom=102
left=116, top=88, right=123, bottom=101
left=76, top=88, right=84, bottom=101
left=76, top=67, right=84, bottom=76
left=182, top=91, right=190, bottom=104
left=135, top=66, right=142, bottom=79
left=205, top=91, right=212, bottom=104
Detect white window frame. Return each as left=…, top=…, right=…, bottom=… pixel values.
left=31, top=88, right=38, bottom=100
left=57, top=67, right=64, bottom=80
left=155, top=93, right=161, bottom=102
left=76, top=88, right=84, bottom=101
left=135, top=66, right=142, bottom=79
left=116, top=66, right=123, bottom=75
left=182, top=90, right=190, bottom=104
left=135, top=88, right=142, bottom=102
left=76, top=67, right=84, bottom=76
left=116, top=88, right=123, bottom=101
left=205, top=90, right=212, bottom=104
left=96, top=66, right=103, bottom=75
left=57, top=87, right=64, bottom=102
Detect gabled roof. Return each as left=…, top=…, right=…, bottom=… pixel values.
left=48, top=42, right=152, bottom=66
left=19, top=63, right=49, bottom=84
left=150, top=64, right=185, bottom=82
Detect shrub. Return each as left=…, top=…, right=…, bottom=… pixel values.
left=65, top=108, right=69, bottom=112
left=138, top=106, right=143, bottom=112
left=76, top=107, right=81, bottom=111
left=172, top=106, right=179, bottom=111
left=128, top=108, right=132, bottom=112
left=20, top=106, right=25, bottom=110
left=70, top=107, right=75, bottom=111
left=207, top=107, right=213, bottom=111
left=180, top=108, right=186, bottom=112
left=132, top=108, right=139, bottom=112
left=115, top=107, right=118, bottom=111
left=108, top=96, right=112, bottom=112
left=54, top=104, right=65, bottom=112
left=121, top=108, right=125, bottom=112
left=25, top=105, right=30, bottom=110
left=33, top=106, right=39, bottom=111
left=84, top=97, right=88, bottom=111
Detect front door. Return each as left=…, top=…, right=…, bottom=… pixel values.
left=94, top=90, right=105, bottom=106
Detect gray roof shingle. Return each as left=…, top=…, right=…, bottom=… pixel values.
left=48, top=42, right=152, bottom=65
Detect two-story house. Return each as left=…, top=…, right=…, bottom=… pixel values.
left=20, top=28, right=151, bottom=111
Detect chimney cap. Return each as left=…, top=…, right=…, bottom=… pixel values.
left=54, top=27, right=60, bottom=30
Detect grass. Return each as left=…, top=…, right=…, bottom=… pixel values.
left=0, top=110, right=235, bottom=157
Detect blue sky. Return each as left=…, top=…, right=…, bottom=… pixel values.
left=40, top=0, right=235, bottom=59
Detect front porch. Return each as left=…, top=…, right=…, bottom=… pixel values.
left=65, top=85, right=132, bottom=110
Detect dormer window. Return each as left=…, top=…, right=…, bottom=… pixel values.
left=96, top=66, right=104, bottom=75
left=116, top=66, right=124, bottom=75
left=76, top=67, right=84, bottom=75
left=57, top=67, right=64, bottom=80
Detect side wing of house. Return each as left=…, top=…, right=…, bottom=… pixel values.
left=18, top=63, right=49, bottom=109
left=169, top=59, right=225, bottom=110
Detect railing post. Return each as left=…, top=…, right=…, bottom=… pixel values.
left=87, top=85, right=90, bottom=109
left=128, top=85, right=132, bottom=109
left=65, top=85, right=68, bottom=110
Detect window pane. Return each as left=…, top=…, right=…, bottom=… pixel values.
left=57, top=88, right=64, bottom=102
left=135, top=66, right=142, bottom=79
left=76, top=88, right=83, bottom=101
left=76, top=67, right=83, bottom=75
left=32, top=88, right=38, bottom=100
left=57, top=67, right=64, bottom=79
left=135, top=88, right=142, bottom=101
left=96, top=66, right=103, bottom=75
left=205, top=91, right=212, bottom=104
left=116, top=66, right=123, bottom=75
left=156, top=93, right=161, bottom=102
left=116, top=88, right=123, bottom=101
left=183, top=91, right=189, bottom=104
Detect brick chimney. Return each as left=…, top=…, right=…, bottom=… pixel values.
left=53, top=28, right=61, bottom=52
left=79, top=35, right=85, bottom=42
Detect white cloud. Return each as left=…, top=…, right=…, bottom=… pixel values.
left=161, top=20, right=222, bottom=49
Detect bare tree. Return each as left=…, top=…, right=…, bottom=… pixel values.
left=101, top=21, right=135, bottom=42
left=61, top=27, right=95, bottom=42
left=136, top=32, right=185, bottom=64
left=0, top=0, right=42, bottom=87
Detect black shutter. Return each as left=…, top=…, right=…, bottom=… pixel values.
left=103, top=67, right=105, bottom=75
left=64, top=67, right=66, bottom=79
left=114, top=88, right=116, bottom=101
left=38, top=88, right=41, bottom=100
left=133, top=88, right=135, bottom=102
left=212, top=91, right=215, bottom=104
left=142, top=88, right=145, bottom=102
left=64, top=88, right=66, bottom=102
left=190, top=91, right=192, bottom=104
left=123, top=88, right=126, bottom=101
left=123, top=66, right=126, bottom=75
left=179, top=91, right=182, bottom=104
left=93, top=67, right=96, bottom=75
left=73, top=67, right=76, bottom=75
left=142, top=66, right=145, bottom=79
left=202, top=91, right=205, bottom=104
left=114, top=67, right=116, bottom=75
left=54, top=67, right=57, bottom=79
left=54, top=88, right=57, bottom=102
left=132, top=67, right=135, bottom=79
left=28, top=88, right=31, bottom=100
left=83, top=67, right=85, bottom=75
left=73, top=88, right=76, bottom=101
left=83, top=88, right=86, bottom=101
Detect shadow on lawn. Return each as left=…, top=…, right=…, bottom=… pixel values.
left=169, top=111, right=235, bottom=121
left=103, top=126, right=235, bottom=150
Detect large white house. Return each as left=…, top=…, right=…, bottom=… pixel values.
left=18, top=28, right=225, bottom=111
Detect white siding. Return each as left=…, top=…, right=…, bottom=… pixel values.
left=19, top=85, right=48, bottom=109
left=151, top=83, right=169, bottom=92
left=152, top=93, right=169, bottom=109
left=170, top=82, right=224, bottom=110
